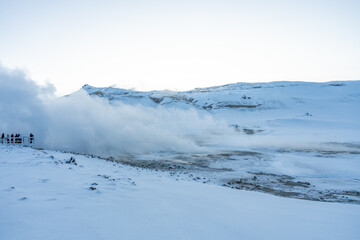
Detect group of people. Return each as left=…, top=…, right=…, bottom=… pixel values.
left=0, top=133, right=34, bottom=144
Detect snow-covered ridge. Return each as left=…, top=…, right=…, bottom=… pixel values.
left=81, top=81, right=360, bottom=111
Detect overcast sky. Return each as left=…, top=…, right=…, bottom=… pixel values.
left=1, top=0, right=359, bottom=96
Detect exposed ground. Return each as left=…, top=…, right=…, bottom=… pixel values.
left=113, top=143, right=360, bottom=204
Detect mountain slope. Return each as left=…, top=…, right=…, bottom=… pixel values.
left=82, top=81, right=360, bottom=111
left=82, top=81, right=360, bottom=142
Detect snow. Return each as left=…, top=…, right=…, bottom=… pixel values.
left=1, top=146, right=360, bottom=240
left=1, top=79, right=360, bottom=239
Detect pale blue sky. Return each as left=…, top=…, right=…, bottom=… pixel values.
left=1, top=0, right=359, bottom=95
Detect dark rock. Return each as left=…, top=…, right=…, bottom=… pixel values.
left=66, top=157, right=76, bottom=164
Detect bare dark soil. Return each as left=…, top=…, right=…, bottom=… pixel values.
left=225, top=172, right=360, bottom=204
left=112, top=148, right=360, bottom=205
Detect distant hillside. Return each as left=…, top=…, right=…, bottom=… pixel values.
left=81, top=81, right=360, bottom=112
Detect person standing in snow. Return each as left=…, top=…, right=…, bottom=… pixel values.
left=15, top=134, right=21, bottom=144
left=30, top=133, right=34, bottom=144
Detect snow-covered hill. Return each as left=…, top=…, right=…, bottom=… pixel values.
left=82, top=80, right=360, bottom=141
left=82, top=81, right=360, bottom=112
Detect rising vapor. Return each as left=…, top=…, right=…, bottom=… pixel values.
left=0, top=65, right=234, bottom=157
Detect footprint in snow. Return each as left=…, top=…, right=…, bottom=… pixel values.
left=39, top=178, right=50, bottom=183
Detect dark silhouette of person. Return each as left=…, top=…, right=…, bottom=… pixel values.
left=15, top=134, right=21, bottom=144
left=30, top=133, right=34, bottom=144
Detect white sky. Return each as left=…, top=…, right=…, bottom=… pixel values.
left=1, top=0, right=359, bottom=96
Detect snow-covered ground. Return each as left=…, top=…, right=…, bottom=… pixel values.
left=1, top=145, right=360, bottom=240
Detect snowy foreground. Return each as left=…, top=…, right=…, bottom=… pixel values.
left=1, top=146, right=360, bottom=240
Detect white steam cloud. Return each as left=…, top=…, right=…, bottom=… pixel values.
left=0, top=65, right=234, bottom=157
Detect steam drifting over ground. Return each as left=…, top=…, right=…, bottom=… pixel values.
left=0, top=65, right=235, bottom=156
